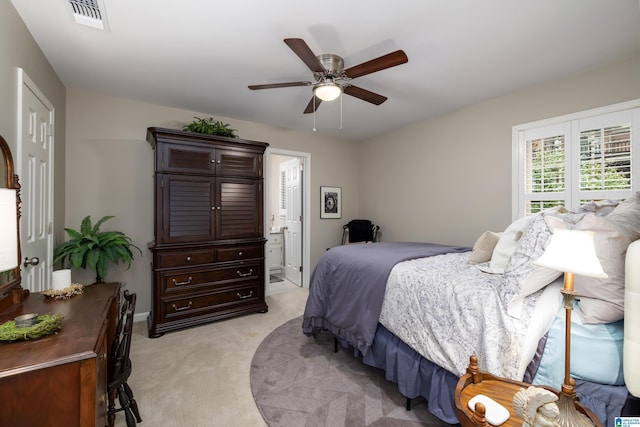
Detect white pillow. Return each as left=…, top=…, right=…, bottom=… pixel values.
left=501, top=214, right=569, bottom=318
left=487, top=207, right=566, bottom=274
left=469, top=231, right=501, bottom=264
left=487, top=216, right=535, bottom=274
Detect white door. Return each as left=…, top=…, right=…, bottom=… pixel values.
left=281, top=158, right=302, bottom=285
left=18, top=70, right=54, bottom=292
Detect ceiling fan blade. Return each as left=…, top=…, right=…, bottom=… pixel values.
left=344, top=85, right=387, bottom=105
left=303, top=96, right=322, bottom=114
left=343, top=50, right=408, bottom=79
left=284, top=38, right=325, bottom=73
left=248, top=81, right=312, bottom=90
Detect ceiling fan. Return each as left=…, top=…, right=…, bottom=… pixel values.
left=248, top=38, right=408, bottom=114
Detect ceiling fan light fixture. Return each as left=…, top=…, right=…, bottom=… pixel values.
left=314, top=83, right=342, bottom=102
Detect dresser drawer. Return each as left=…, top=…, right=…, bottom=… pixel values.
left=217, top=244, right=263, bottom=262
left=156, top=248, right=216, bottom=269
left=160, top=261, right=261, bottom=293
left=163, top=284, right=261, bottom=319
left=269, top=233, right=283, bottom=244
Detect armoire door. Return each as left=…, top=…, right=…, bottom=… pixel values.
left=216, top=177, right=263, bottom=240
left=159, top=174, right=215, bottom=243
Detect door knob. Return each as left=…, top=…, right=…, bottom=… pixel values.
left=23, top=257, right=40, bottom=267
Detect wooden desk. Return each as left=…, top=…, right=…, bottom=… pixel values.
left=0, top=283, right=120, bottom=427
left=455, top=356, right=602, bottom=427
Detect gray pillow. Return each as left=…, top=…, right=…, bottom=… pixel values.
left=573, top=213, right=632, bottom=324
left=605, top=191, right=640, bottom=241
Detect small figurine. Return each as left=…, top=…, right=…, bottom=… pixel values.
left=513, top=386, right=560, bottom=427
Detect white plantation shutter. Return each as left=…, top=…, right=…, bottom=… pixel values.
left=519, top=123, right=571, bottom=215
left=513, top=101, right=640, bottom=218
left=573, top=111, right=634, bottom=203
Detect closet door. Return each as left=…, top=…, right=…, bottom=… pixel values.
left=159, top=174, right=215, bottom=243
left=215, top=177, right=263, bottom=240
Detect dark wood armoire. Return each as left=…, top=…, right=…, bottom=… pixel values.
left=146, top=127, right=269, bottom=338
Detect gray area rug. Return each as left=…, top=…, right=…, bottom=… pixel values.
left=250, top=316, right=453, bottom=426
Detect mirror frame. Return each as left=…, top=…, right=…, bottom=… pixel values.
left=0, top=134, right=23, bottom=309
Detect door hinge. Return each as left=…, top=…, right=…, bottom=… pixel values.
left=299, top=266, right=303, bottom=273
left=47, top=123, right=54, bottom=137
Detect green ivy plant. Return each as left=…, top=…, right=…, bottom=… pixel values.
left=53, top=215, right=142, bottom=283
left=183, top=116, right=238, bottom=138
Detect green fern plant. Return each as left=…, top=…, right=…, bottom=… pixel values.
left=53, top=215, right=142, bottom=283
left=183, top=116, right=238, bottom=138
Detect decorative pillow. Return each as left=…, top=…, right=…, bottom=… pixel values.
left=533, top=309, right=624, bottom=387
left=469, top=231, right=501, bottom=264
left=572, top=213, right=632, bottom=324
left=605, top=191, right=640, bottom=241
left=500, top=214, right=569, bottom=318
left=487, top=207, right=567, bottom=275
left=574, top=199, right=620, bottom=216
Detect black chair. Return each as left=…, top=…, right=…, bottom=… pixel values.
left=341, top=219, right=380, bottom=244
left=107, top=290, right=142, bottom=427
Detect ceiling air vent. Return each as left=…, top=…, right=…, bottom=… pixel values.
left=67, top=0, right=110, bottom=31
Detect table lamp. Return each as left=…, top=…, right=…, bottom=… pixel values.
left=0, top=188, right=18, bottom=273
left=534, top=228, right=607, bottom=427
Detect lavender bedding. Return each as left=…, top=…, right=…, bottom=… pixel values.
left=302, top=242, right=469, bottom=355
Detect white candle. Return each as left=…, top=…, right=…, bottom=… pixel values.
left=52, top=269, right=71, bottom=290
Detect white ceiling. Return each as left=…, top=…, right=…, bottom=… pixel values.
left=11, top=0, right=640, bottom=141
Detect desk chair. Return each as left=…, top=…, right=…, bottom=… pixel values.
left=107, top=290, right=142, bottom=427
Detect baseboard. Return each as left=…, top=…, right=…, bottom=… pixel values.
left=134, top=312, right=148, bottom=323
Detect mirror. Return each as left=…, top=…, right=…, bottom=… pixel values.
left=0, top=134, right=23, bottom=308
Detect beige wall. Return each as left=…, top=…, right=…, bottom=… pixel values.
left=4, top=0, right=640, bottom=317
left=1, top=1, right=66, bottom=272
left=65, top=89, right=360, bottom=313
left=359, top=57, right=640, bottom=247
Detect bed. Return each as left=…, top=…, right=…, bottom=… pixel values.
left=303, top=194, right=640, bottom=427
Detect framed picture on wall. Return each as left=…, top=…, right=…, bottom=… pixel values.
left=320, top=186, right=341, bottom=219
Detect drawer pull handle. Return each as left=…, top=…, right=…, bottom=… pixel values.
left=172, top=301, right=193, bottom=311
left=186, top=256, right=192, bottom=261
left=238, top=251, right=243, bottom=256
left=173, top=277, right=193, bottom=286
left=237, top=269, right=253, bottom=277
left=237, top=291, right=253, bottom=300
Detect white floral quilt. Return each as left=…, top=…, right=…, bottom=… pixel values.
left=379, top=252, right=542, bottom=380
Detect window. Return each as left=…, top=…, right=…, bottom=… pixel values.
left=513, top=100, right=640, bottom=218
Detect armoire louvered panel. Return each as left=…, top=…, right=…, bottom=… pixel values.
left=217, top=150, right=262, bottom=178
left=161, top=142, right=215, bottom=174
left=148, top=127, right=268, bottom=338
left=163, top=175, right=215, bottom=242
left=217, top=179, right=262, bottom=239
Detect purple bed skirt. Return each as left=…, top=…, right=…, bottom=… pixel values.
left=348, top=323, right=629, bottom=427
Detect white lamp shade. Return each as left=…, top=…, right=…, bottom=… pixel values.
left=0, top=188, right=18, bottom=272
left=534, top=228, right=607, bottom=278
left=314, top=83, right=342, bottom=101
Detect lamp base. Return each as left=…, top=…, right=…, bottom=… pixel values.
left=557, top=385, right=595, bottom=427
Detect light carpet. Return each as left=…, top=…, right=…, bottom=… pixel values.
left=115, top=285, right=308, bottom=427
left=250, top=316, right=453, bottom=426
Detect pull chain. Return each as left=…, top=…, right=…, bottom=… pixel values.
left=312, top=96, right=317, bottom=132
left=339, top=92, right=343, bottom=130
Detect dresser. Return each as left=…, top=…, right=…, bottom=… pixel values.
left=147, top=127, right=269, bottom=338
left=0, top=283, right=120, bottom=427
